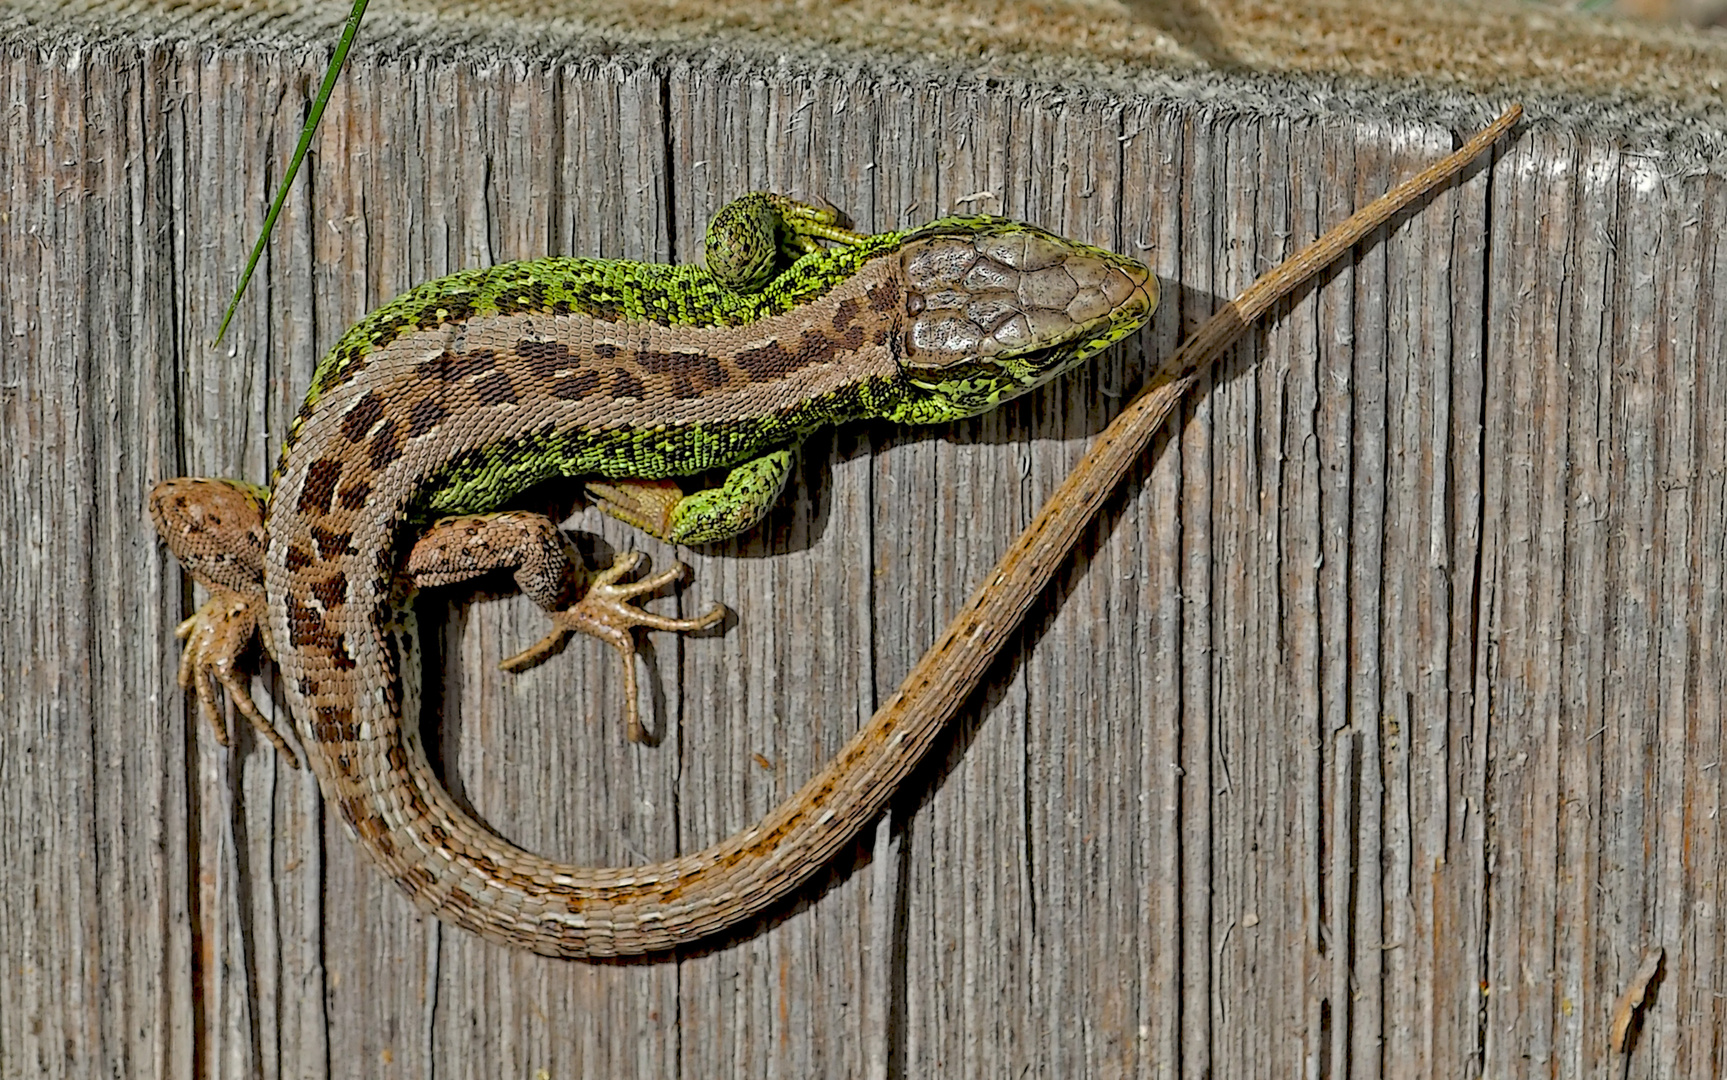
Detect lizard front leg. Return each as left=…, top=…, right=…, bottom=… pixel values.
left=587, top=449, right=796, bottom=545
left=405, top=511, right=724, bottom=742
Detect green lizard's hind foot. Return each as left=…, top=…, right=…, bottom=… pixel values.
left=173, top=590, right=301, bottom=766
left=504, top=553, right=725, bottom=743
left=406, top=512, right=724, bottom=742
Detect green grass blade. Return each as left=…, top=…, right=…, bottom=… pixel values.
left=211, top=0, right=372, bottom=348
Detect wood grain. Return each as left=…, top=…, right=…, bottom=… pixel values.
left=2, top=4, right=1723, bottom=1076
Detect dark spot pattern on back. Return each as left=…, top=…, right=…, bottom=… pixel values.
left=369, top=421, right=403, bottom=469
left=312, top=571, right=348, bottom=611
left=418, top=349, right=497, bottom=384
left=406, top=397, right=449, bottom=440
left=868, top=279, right=900, bottom=312
left=735, top=340, right=801, bottom=381
left=338, top=480, right=373, bottom=511
left=551, top=370, right=602, bottom=400
left=473, top=372, right=518, bottom=407
left=298, top=459, right=343, bottom=515
left=313, top=705, right=359, bottom=743
left=341, top=392, right=387, bottom=442
left=517, top=338, right=573, bottom=377
left=632, top=350, right=729, bottom=397
left=690, top=354, right=727, bottom=390
left=610, top=370, right=645, bottom=400
left=311, top=526, right=357, bottom=561
left=797, top=328, right=846, bottom=361
left=285, top=593, right=334, bottom=651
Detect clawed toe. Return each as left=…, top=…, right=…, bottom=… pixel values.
left=500, top=553, right=726, bottom=743
left=174, top=590, right=300, bottom=768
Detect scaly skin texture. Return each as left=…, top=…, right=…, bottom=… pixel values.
left=153, top=192, right=1157, bottom=955
left=153, top=102, right=1517, bottom=957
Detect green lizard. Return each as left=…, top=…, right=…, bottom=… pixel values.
left=153, top=191, right=1157, bottom=954
left=155, top=104, right=1517, bottom=957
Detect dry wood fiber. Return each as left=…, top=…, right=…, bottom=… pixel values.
left=2, top=2, right=1725, bottom=1076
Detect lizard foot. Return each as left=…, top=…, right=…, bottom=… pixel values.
left=501, top=552, right=726, bottom=743
left=174, top=588, right=300, bottom=767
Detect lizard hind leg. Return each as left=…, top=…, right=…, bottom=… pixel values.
left=172, top=589, right=300, bottom=766
left=405, top=511, right=725, bottom=743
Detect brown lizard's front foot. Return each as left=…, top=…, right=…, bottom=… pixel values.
left=503, top=552, right=726, bottom=743
left=174, top=588, right=300, bottom=767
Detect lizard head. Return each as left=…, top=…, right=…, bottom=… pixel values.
left=886, top=221, right=1157, bottom=424
left=149, top=477, right=270, bottom=595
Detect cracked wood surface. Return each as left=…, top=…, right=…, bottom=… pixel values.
left=3, top=2, right=1725, bottom=1075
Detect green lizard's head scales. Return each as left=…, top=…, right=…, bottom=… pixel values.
left=886, top=221, right=1157, bottom=424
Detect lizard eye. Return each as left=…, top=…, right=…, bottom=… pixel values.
left=895, top=228, right=1154, bottom=379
